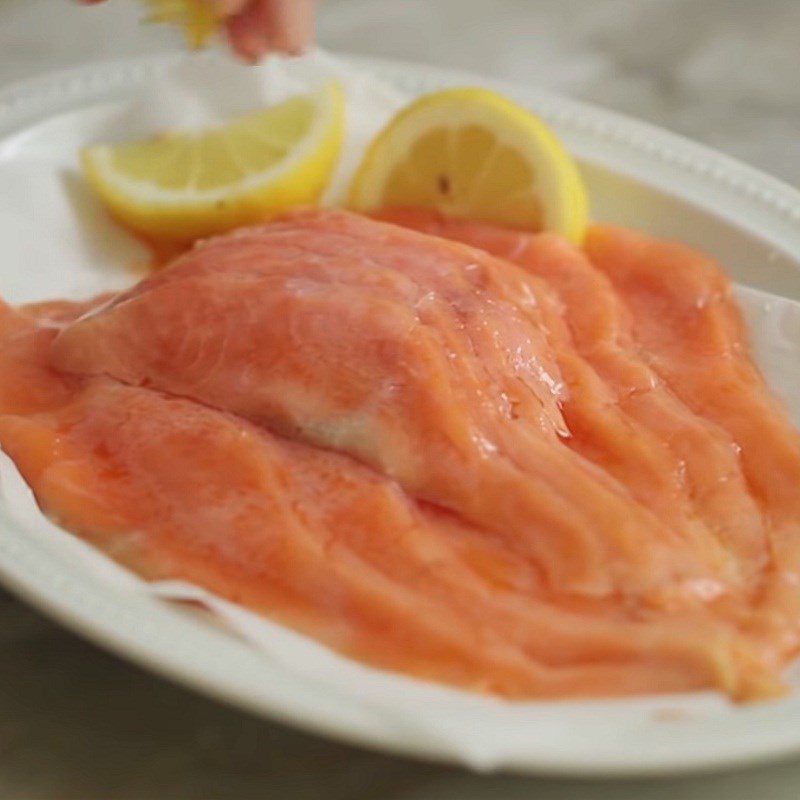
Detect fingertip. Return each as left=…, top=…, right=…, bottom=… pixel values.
left=226, top=0, right=315, bottom=62
left=211, top=0, right=249, bottom=17
left=271, top=0, right=315, bottom=54
left=225, top=21, right=269, bottom=63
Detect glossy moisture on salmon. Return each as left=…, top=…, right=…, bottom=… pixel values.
left=1, top=208, right=799, bottom=701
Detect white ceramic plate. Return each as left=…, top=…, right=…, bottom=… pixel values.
left=1, top=53, right=800, bottom=778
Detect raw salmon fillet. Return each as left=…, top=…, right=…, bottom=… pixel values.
left=377, top=211, right=769, bottom=586
left=48, top=211, right=737, bottom=602
left=0, top=209, right=798, bottom=700
left=585, top=226, right=800, bottom=652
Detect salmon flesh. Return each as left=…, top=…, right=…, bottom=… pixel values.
left=1, top=208, right=798, bottom=700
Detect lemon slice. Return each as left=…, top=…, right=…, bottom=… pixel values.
left=349, top=87, right=588, bottom=243
left=82, top=83, right=345, bottom=243
left=141, top=0, right=219, bottom=49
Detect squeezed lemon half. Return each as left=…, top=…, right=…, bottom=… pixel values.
left=141, top=0, right=219, bottom=49
left=82, top=83, right=345, bottom=243
left=349, top=87, right=588, bottom=243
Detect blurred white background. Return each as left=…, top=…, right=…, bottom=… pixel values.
left=0, top=1, right=797, bottom=797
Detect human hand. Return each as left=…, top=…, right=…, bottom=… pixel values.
left=80, top=0, right=316, bottom=62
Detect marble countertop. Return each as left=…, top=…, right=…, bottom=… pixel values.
left=0, top=1, right=798, bottom=797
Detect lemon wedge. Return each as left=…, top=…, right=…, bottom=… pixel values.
left=81, top=83, right=345, bottom=243
left=349, top=87, right=588, bottom=243
left=141, top=0, right=219, bottom=49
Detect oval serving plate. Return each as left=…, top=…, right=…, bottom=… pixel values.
left=0, top=52, right=800, bottom=778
